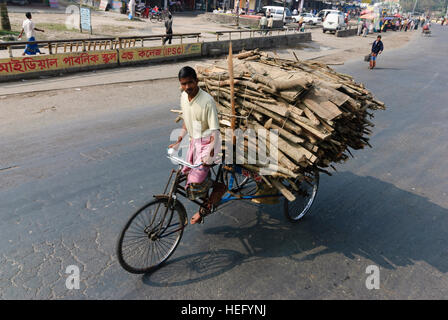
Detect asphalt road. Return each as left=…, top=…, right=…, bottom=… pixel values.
left=0, top=25, right=447, bottom=299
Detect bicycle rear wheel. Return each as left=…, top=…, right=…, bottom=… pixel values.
left=283, top=170, right=319, bottom=222
left=117, top=198, right=187, bottom=274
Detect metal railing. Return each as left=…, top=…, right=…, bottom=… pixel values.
left=0, top=33, right=202, bottom=58
left=213, top=27, right=301, bottom=41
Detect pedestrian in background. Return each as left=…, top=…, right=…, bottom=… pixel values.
left=163, top=14, right=173, bottom=45
left=128, top=0, right=135, bottom=19
left=18, top=12, right=45, bottom=56
left=362, top=20, right=368, bottom=37
left=369, top=35, right=383, bottom=70
left=267, top=15, right=274, bottom=35
left=357, top=18, right=363, bottom=36
left=298, top=15, right=304, bottom=31
left=259, top=13, right=267, bottom=34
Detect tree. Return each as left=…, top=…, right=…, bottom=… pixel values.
left=1, top=1, right=12, bottom=31
left=400, top=0, right=445, bottom=12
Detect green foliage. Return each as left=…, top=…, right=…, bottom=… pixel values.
left=1, top=2, right=12, bottom=31
left=0, top=29, right=19, bottom=36
left=399, top=0, right=446, bottom=13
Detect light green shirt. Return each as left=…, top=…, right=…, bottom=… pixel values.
left=181, top=88, right=220, bottom=139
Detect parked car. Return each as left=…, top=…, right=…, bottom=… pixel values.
left=292, top=12, right=322, bottom=25
left=262, top=6, right=294, bottom=23
left=317, top=9, right=340, bottom=21
left=322, top=12, right=347, bottom=33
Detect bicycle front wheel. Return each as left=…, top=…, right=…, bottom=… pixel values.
left=117, top=198, right=187, bottom=274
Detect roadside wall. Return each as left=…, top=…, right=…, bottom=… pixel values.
left=0, top=33, right=311, bottom=82
left=335, top=28, right=358, bottom=37
left=202, top=32, right=311, bottom=56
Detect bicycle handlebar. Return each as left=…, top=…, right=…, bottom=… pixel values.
left=167, top=148, right=203, bottom=169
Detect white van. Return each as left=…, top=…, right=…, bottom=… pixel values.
left=317, top=9, right=340, bottom=21
left=322, top=12, right=346, bottom=33
left=262, top=6, right=293, bottom=23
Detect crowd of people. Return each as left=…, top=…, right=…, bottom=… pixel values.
left=357, top=15, right=431, bottom=37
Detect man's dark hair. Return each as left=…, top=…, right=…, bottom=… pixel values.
left=178, top=66, right=197, bottom=80
left=26, top=12, right=32, bottom=19
left=377, top=35, right=382, bottom=39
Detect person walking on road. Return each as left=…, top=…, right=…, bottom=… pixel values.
left=362, top=20, right=368, bottom=36
left=128, top=0, right=135, bottom=19
left=259, top=13, right=267, bottom=34
left=369, top=35, right=384, bottom=70
left=162, top=14, right=173, bottom=45
left=18, top=12, right=45, bottom=56
left=298, top=15, right=304, bottom=31
left=267, top=15, right=274, bottom=35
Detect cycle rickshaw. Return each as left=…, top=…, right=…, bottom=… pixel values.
left=116, top=149, right=319, bottom=274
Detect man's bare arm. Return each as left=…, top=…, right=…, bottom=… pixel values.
left=168, top=122, right=187, bottom=149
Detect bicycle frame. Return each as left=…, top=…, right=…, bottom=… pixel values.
left=161, top=163, right=282, bottom=212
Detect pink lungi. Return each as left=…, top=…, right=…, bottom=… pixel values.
left=182, top=136, right=212, bottom=187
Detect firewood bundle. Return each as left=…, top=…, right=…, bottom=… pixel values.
left=192, top=49, right=385, bottom=201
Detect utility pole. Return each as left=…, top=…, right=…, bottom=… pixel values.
left=282, top=0, right=286, bottom=24
left=236, top=0, right=240, bottom=27
left=445, top=0, right=448, bottom=18
left=412, top=0, right=418, bottom=15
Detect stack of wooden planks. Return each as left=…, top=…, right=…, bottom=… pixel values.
left=192, top=49, right=385, bottom=200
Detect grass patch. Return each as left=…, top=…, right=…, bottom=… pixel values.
left=0, top=30, right=20, bottom=36
left=39, top=23, right=76, bottom=32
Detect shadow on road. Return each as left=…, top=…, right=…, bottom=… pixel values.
left=142, top=250, right=245, bottom=287
left=371, top=67, right=402, bottom=70
left=142, top=171, right=448, bottom=287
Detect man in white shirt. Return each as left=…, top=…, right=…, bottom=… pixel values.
left=18, top=12, right=45, bottom=56
left=169, top=66, right=222, bottom=224
left=259, top=13, right=267, bottom=34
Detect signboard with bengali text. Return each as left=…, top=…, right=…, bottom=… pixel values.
left=0, top=44, right=201, bottom=78
left=99, top=0, right=109, bottom=10
left=80, top=7, right=92, bottom=33
left=0, top=51, right=118, bottom=76
left=49, top=0, right=59, bottom=8
left=119, top=43, right=202, bottom=63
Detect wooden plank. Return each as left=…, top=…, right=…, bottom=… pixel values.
left=269, top=178, right=296, bottom=202
left=303, top=89, right=342, bottom=121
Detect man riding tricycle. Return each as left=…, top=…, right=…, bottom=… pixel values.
left=116, top=66, right=319, bottom=274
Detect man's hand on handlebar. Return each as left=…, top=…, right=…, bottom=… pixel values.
left=168, top=137, right=182, bottom=150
